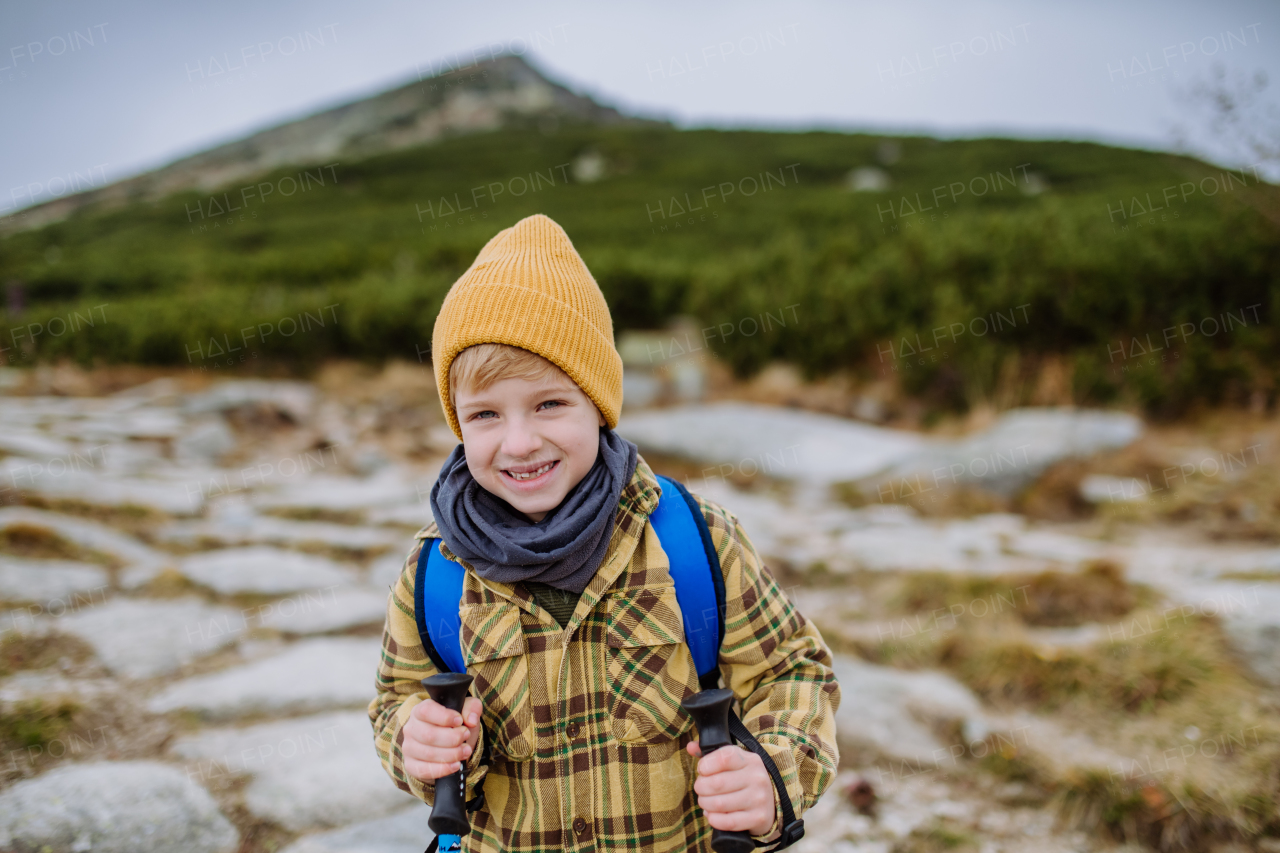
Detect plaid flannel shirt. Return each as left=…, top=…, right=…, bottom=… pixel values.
left=368, top=454, right=841, bottom=851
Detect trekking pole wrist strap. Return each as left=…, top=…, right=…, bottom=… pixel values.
left=727, top=710, right=805, bottom=850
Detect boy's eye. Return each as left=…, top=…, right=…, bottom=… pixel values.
left=469, top=400, right=562, bottom=420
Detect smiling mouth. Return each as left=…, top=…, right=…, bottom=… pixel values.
left=503, top=460, right=558, bottom=481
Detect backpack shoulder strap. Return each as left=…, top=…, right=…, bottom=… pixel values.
left=414, top=537, right=466, bottom=674
left=651, top=474, right=725, bottom=690
left=651, top=475, right=805, bottom=850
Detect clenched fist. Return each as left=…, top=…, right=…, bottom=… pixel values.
left=403, top=695, right=483, bottom=782
left=687, top=740, right=778, bottom=837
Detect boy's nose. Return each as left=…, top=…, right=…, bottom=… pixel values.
left=499, top=420, right=542, bottom=459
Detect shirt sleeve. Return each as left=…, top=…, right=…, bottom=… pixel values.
left=693, top=493, right=842, bottom=841
left=367, top=539, right=490, bottom=807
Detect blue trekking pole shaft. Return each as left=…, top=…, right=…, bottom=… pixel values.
left=422, top=673, right=474, bottom=846
left=681, top=688, right=755, bottom=853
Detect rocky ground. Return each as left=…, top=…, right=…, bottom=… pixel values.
left=0, top=360, right=1277, bottom=853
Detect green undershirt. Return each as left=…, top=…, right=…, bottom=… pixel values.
left=522, top=579, right=582, bottom=628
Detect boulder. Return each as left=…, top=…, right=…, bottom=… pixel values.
left=169, top=710, right=417, bottom=831
left=0, top=761, right=238, bottom=853
left=147, top=636, right=382, bottom=719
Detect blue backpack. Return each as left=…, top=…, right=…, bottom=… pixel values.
left=415, top=474, right=805, bottom=852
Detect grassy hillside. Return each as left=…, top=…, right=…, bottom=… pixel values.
left=1, top=126, right=1276, bottom=417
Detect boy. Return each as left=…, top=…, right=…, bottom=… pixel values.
left=369, top=213, right=840, bottom=851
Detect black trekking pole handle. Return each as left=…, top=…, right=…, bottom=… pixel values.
left=682, top=688, right=756, bottom=853
left=421, top=673, right=475, bottom=838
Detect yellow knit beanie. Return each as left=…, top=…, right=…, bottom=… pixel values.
left=432, top=213, right=623, bottom=441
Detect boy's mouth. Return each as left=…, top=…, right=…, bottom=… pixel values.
left=502, top=460, right=559, bottom=482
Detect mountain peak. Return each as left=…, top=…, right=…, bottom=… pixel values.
left=12, top=53, right=665, bottom=230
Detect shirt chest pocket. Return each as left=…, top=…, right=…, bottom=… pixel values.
left=460, top=601, right=535, bottom=761
left=605, top=585, right=699, bottom=744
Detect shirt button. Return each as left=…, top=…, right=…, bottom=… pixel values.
left=567, top=722, right=579, bottom=738
left=573, top=816, right=587, bottom=834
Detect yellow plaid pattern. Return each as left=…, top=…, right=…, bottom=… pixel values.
left=368, top=455, right=841, bottom=851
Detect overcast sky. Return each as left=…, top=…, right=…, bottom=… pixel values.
left=2, top=0, right=1277, bottom=212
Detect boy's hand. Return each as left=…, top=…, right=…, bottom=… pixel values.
left=403, top=695, right=483, bottom=782
left=687, top=741, right=777, bottom=837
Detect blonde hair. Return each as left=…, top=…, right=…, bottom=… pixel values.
left=448, top=343, right=571, bottom=410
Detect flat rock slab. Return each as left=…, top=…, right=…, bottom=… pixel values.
left=179, top=546, right=357, bottom=596
left=830, top=654, right=988, bottom=767
left=618, top=401, right=925, bottom=485
left=147, top=636, right=383, bottom=719
left=0, top=760, right=239, bottom=853
left=877, top=407, right=1143, bottom=497
left=259, top=585, right=390, bottom=634
left=170, top=710, right=417, bottom=832
left=251, top=470, right=424, bottom=513
left=54, top=597, right=243, bottom=679
left=0, top=556, right=110, bottom=604
left=0, top=507, right=172, bottom=587
left=280, top=806, right=433, bottom=853
left=1175, top=581, right=1280, bottom=686
left=159, top=515, right=400, bottom=552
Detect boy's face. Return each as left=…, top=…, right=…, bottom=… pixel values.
left=454, top=370, right=607, bottom=523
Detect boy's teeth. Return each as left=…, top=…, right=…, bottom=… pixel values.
left=509, top=462, right=553, bottom=480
